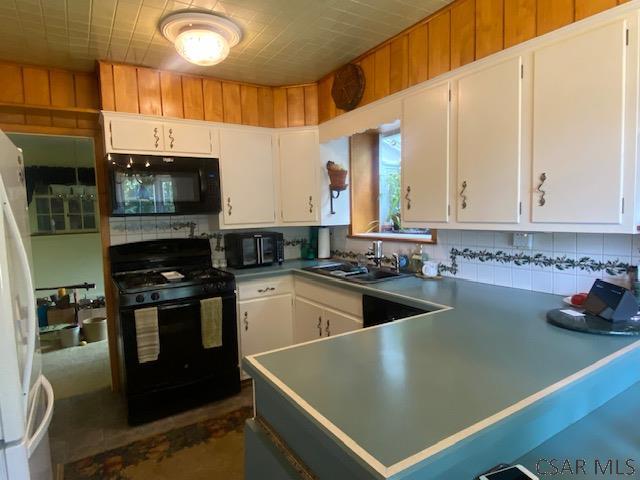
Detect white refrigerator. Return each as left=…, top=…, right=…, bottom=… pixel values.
left=0, top=130, right=54, bottom=480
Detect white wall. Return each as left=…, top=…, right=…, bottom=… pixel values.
left=31, top=233, right=104, bottom=297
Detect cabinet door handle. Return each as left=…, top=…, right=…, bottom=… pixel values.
left=227, top=197, right=232, bottom=216
left=317, top=317, right=322, bottom=337
left=460, top=181, right=468, bottom=210
left=536, top=173, right=547, bottom=206
left=243, top=311, right=248, bottom=331
left=153, top=127, right=160, bottom=148
left=257, top=287, right=275, bottom=293
left=309, top=196, right=313, bottom=213
left=405, top=186, right=411, bottom=210
left=325, top=319, right=330, bottom=337
left=168, top=128, right=175, bottom=149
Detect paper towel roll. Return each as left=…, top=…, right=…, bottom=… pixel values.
left=318, top=227, right=330, bottom=259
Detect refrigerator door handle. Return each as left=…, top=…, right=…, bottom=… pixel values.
left=26, top=375, right=54, bottom=458
left=1, top=183, right=36, bottom=403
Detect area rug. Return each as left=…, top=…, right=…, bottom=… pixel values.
left=63, top=406, right=253, bottom=480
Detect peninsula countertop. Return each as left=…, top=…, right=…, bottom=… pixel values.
left=240, top=261, right=640, bottom=479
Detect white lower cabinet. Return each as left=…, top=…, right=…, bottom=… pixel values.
left=294, top=297, right=362, bottom=343
left=322, top=307, right=362, bottom=337
left=238, top=294, right=293, bottom=361
left=293, top=297, right=324, bottom=343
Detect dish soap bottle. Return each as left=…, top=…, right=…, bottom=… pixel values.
left=410, top=245, right=423, bottom=273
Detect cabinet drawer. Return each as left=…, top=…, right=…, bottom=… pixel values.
left=238, top=275, right=293, bottom=301
left=294, top=277, right=362, bottom=318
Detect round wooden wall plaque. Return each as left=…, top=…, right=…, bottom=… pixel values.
left=331, top=64, right=365, bottom=111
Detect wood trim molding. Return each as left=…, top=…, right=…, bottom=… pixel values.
left=98, top=61, right=319, bottom=128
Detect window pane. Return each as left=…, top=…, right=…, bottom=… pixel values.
left=51, top=215, right=65, bottom=231
left=68, top=197, right=81, bottom=214
left=37, top=215, right=51, bottom=232
left=379, top=132, right=402, bottom=232
left=69, top=215, right=82, bottom=230
left=82, top=199, right=95, bottom=213
left=51, top=197, right=64, bottom=213
left=83, top=215, right=96, bottom=230
left=35, top=198, right=50, bottom=214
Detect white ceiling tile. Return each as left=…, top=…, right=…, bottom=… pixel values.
left=2, top=0, right=453, bottom=84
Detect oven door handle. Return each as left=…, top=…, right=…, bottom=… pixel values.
left=154, top=295, right=235, bottom=311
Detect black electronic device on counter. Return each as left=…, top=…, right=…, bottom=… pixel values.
left=583, top=279, right=638, bottom=322
left=224, top=231, right=284, bottom=268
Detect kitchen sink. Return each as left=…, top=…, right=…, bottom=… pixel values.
left=303, top=262, right=409, bottom=284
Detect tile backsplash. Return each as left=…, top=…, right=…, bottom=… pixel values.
left=109, top=215, right=310, bottom=262
left=330, top=227, right=640, bottom=296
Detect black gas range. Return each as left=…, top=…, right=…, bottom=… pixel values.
left=110, top=238, right=240, bottom=425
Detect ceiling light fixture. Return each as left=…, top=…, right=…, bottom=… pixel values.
left=160, top=12, right=242, bottom=66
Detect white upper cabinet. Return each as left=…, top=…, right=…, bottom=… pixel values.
left=278, top=130, right=320, bottom=224
left=108, top=117, right=164, bottom=152
left=457, top=57, right=522, bottom=224
left=162, top=122, right=212, bottom=155
left=531, top=21, right=628, bottom=225
left=219, top=129, right=276, bottom=226
left=402, top=82, right=451, bottom=225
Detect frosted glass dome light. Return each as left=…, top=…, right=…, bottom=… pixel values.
left=174, top=29, right=230, bottom=66
left=161, top=12, right=242, bottom=67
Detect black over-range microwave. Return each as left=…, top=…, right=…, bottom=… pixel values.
left=107, top=153, right=221, bottom=216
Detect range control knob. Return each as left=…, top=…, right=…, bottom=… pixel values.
left=216, top=281, right=226, bottom=290
left=151, top=292, right=160, bottom=301
left=135, top=294, right=145, bottom=303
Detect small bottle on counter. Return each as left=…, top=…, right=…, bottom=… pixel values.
left=410, top=245, right=423, bottom=273
left=628, top=265, right=640, bottom=301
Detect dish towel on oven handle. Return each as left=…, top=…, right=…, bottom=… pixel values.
left=134, top=307, right=160, bottom=363
left=201, top=297, right=222, bottom=349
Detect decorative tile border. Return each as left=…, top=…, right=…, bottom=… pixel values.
left=331, top=248, right=631, bottom=277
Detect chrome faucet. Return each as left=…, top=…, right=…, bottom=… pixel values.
left=391, top=253, right=400, bottom=273
left=367, top=240, right=383, bottom=267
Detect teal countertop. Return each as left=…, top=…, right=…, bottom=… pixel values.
left=516, top=381, right=640, bottom=478
left=241, top=260, right=640, bottom=477
left=226, top=259, right=332, bottom=280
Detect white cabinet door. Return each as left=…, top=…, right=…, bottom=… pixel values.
left=163, top=122, right=212, bottom=155
left=531, top=21, right=627, bottom=224
left=293, top=297, right=324, bottom=343
left=279, top=131, right=320, bottom=223
left=108, top=118, right=164, bottom=152
left=323, top=307, right=362, bottom=337
left=402, top=82, right=451, bottom=224
left=457, top=57, right=522, bottom=223
left=219, top=129, right=276, bottom=226
left=238, top=295, right=293, bottom=358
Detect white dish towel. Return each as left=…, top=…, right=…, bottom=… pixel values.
left=134, top=307, right=160, bottom=363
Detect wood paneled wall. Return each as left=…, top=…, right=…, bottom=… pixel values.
left=99, top=61, right=319, bottom=128
left=0, top=61, right=99, bottom=130
left=318, top=0, right=626, bottom=123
